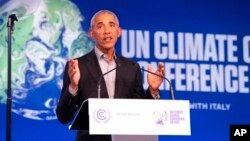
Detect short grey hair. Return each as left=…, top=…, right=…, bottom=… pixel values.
left=90, top=10, right=120, bottom=29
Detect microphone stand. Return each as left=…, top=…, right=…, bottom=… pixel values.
left=97, top=67, right=118, bottom=98
left=141, top=68, right=175, bottom=100
left=6, top=14, right=18, bottom=141
left=97, top=58, right=120, bottom=98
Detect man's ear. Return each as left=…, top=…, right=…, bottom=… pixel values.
left=88, top=30, right=94, bottom=39
left=118, top=27, right=122, bottom=37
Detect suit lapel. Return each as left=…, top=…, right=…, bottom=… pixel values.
left=114, top=57, right=122, bottom=98
left=85, top=50, right=109, bottom=98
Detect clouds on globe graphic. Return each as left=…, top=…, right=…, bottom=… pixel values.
left=0, top=0, right=93, bottom=120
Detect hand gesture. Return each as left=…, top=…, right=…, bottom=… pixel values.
left=68, top=59, right=80, bottom=90
left=147, top=63, right=165, bottom=93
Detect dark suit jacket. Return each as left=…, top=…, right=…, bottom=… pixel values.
left=56, top=50, right=154, bottom=141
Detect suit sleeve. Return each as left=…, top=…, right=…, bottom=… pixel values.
left=134, top=63, right=155, bottom=99
left=56, top=62, right=78, bottom=124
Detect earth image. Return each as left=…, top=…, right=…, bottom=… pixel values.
left=0, top=0, right=93, bottom=120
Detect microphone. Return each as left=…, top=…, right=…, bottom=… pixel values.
left=7, top=14, right=18, bottom=32
left=141, top=68, right=175, bottom=100
left=97, top=58, right=120, bottom=98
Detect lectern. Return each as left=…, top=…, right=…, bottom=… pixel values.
left=69, top=98, right=191, bottom=138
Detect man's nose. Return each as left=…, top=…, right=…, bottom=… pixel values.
left=103, top=26, right=111, bottom=34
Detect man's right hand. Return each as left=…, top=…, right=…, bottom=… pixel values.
left=68, top=59, right=80, bottom=91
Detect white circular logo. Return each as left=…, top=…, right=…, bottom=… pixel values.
left=94, top=109, right=111, bottom=123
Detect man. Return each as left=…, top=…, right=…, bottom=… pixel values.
left=56, top=10, right=165, bottom=141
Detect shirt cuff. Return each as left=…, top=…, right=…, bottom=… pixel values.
left=68, top=85, right=78, bottom=96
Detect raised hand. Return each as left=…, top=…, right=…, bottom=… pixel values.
left=68, top=59, right=80, bottom=91
left=147, top=63, right=165, bottom=93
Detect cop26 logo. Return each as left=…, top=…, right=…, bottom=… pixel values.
left=94, top=109, right=111, bottom=123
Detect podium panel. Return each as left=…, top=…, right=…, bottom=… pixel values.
left=87, top=98, right=191, bottom=135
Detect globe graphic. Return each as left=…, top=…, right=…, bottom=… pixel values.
left=0, top=0, right=93, bottom=120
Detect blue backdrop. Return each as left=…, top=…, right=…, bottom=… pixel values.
left=0, top=0, right=250, bottom=141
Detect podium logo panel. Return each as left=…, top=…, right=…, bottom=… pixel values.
left=88, top=99, right=191, bottom=135
left=94, top=109, right=111, bottom=123
left=152, top=110, right=168, bottom=125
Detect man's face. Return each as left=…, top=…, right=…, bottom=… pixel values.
left=89, top=12, right=121, bottom=52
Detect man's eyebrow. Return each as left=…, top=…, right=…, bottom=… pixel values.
left=109, top=21, right=117, bottom=26
left=95, top=21, right=117, bottom=27
left=109, top=21, right=115, bottom=24
left=96, top=22, right=104, bottom=26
